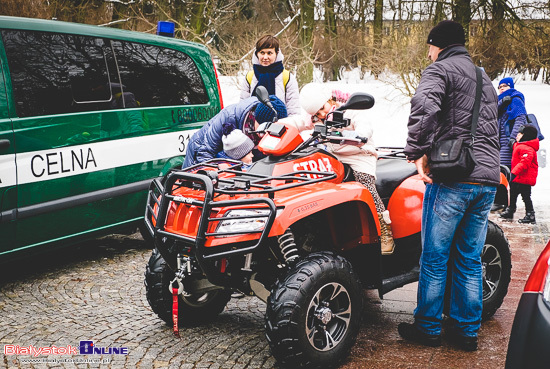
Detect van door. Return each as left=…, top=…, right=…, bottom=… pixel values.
left=1, top=30, right=125, bottom=250
left=0, top=51, right=16, bottom=254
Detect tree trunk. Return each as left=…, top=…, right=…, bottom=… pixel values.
left=434, top=0, right=446, bottom=24
left=298, top=0, right=315, bottom=84
left=483, top=0, right=506, bottom=78
left=190, top=1, right=209, bottom=41
left=325, top=0, right=337, bottom=36
left=373, top=0, right=383, bottom=77
left=452, top=0, right=471, bottom=45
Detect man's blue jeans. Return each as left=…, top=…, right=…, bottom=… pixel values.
left=414, top=182, right=496, bottom=337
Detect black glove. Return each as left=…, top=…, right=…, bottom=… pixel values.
left=508, top=138, right=516, bottom=148
left=498, top=96, right=512, bottom=115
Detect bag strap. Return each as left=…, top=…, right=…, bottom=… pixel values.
left=470, top=67, right=483, bottom=144
left=282, top=69, right=290, bottom=90
left=246, top=70, right=254, bottom=86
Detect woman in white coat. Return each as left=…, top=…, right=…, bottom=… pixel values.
left=240, top=35, right=300, bottom=116
left=280, top=83, right=396, bottom=254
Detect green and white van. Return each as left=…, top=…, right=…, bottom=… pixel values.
left=0, top=16, right=223, bottom=259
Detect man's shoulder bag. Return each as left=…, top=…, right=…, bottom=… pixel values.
left=428, top=67, right=482, bottom=180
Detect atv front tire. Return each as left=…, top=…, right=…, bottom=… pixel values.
left=265, top=252, right=363, bottom=369
left=145, top=248, right=231, bottom=326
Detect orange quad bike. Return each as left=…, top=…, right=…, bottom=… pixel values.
left=143, top=89, right=511, bottom=369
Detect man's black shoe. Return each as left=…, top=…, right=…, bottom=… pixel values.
left=397, top=323, right=442, bottom=347
left=446, top=327, right=478, bottom=351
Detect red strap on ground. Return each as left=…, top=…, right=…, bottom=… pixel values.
left=172, top=287, right=180, bottom=338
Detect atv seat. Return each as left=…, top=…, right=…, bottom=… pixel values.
left=375, top=158, right=417, bottom=206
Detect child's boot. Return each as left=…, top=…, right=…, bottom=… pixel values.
left=379, top=210, right=396, bottom=255
left=500, top=206, right=515, bottom=219
left=518, top=211, right=536, bottom=224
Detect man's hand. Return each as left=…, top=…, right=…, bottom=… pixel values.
left=409, top=154, right=432, bottom=184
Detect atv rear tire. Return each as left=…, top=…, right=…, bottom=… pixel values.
left=443, top=220, right=511, bottom=321
left=265, top=252, right=363, bottom=369
left=480, top=220, right=511, bottom=320
left=145, top=248, right=231, bottom=326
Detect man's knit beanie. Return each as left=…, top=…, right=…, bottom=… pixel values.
left=520, top=124, right=539, bottom=142
left=499, top=77, right=515, bottom=89
left=427, top=20, right=466, bottom=49
left=222, top=124, right=255, bottom=160
left=254, top=95, right=288, bottom=123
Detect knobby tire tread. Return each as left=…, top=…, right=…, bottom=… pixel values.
left=144, top=248, right=231, bottom=326
left=265, top=252, right=362, bottom=369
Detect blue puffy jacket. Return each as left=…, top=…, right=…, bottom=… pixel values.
left=182, top=97, right=259, bottom=168
left=497, top=89, right=527, bottom=168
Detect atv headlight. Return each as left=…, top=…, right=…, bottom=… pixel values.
left=216, top=209, right=271, bottom=234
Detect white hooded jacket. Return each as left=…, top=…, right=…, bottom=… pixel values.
left=280, top=108, right=378, bottom=177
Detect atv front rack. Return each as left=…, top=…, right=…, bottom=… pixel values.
left=144, top=161, right=337, bottom=263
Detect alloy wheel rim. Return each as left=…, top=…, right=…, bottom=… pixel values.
left=482, top=243, right=502, bottom=301
left=305, top=282, right=352, bottom=351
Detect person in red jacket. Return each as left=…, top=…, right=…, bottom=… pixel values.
left=500, top=124, right=539, bottom=223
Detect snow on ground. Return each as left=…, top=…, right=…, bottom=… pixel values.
left=218, top=72, right=550, bottom=195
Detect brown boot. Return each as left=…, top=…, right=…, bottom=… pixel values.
left=378, top=210, right=396, bottom=255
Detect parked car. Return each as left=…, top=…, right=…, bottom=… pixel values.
left=505, top=239, right=550, bottom=369
left=0, top=16, right=223, bottom=260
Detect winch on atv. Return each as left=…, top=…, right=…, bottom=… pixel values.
left=143, top=87, right=511, bottom=368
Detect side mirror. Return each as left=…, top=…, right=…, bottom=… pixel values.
left=336, top=92, right=375, bottom=111
left=254, top=86, right=270, bottom=105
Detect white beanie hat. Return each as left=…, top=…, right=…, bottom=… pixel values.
left=222, top=129, right=255, bottom=160
left=300, top=83, right=332, bottom=116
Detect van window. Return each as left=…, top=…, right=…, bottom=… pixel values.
left=1, top=30, right=115, bottom=117
left=111, top=40, right=209, bottom=107
left=1, top=30, right=209, bottom=118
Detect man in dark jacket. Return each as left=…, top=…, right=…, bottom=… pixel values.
left=399, top=20, right=500, bottom=352
left=182, top=95, right=287, bottom=168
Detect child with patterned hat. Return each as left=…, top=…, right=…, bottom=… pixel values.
left=222, top=123, right=255, bottom=165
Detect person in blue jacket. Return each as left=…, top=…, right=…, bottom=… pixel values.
left=182, top=95, right=287, bottom=168
left=497, top=77, right=528, bottom=169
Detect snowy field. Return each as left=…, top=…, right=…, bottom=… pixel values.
left=218, top=72, right=550, bottom=199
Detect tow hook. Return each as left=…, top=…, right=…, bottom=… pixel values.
left=169, top=254, right=191, bottom=296
left=170, top=254, right=191, bottom=338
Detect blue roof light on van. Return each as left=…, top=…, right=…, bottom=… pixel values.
left=157, top=21, right=175, bottom=37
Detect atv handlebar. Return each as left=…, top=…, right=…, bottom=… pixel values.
left=326, top=135, right=367, bottom=146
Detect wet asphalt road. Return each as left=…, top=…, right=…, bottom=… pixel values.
left=1, top=170, right=549, bottom=369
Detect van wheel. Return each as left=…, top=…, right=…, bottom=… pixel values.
left=144, top=249, right=231, bottom=326
left=265, top=252, right=363, bottom=368
left=443, top=221, right=511, bottom=321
